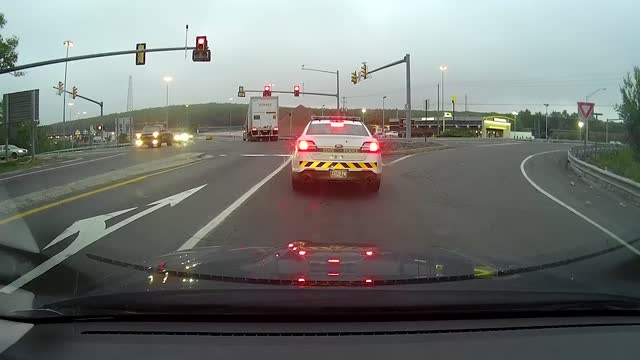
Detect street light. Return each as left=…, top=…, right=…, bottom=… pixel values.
left=439, top=65, right=447, bottom=131
left=163, top=76, right=173, bottom=128
left=362, top=108, right=367, bottom=123
left=544, top=103, right=549, bottom=140
left=61, top=40, right=74, bottom=148
left=382, top=96, right=387, bottom=136
left=578, top=120, right=584, bottom=141
left=511, top=111, right=519, bottom=132
left=321, top=105, right=325, bottom=116
left=584, top=88, right=606, bottom=145
left=301, top=65, right=340, bottom=110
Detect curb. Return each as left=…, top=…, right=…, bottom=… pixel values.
left=383, top=144, right=451, bottom=156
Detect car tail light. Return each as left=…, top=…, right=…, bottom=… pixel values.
left=297, top=140, right=317, bottom=151
left=365, top=279, right=374, bottom=284
left=297, top=277, right=306, bottom=283
left=274, top=127, right=278, bottom=131
left=288, top=243, right=294, bottom=248
left=327, top=259, right=340, bottom=263
left=298, top=250, right=307, bottom=256
left=251, top=127, right=257, bottom=131
left=361, top=141, right=379, bottom=153
left=365, top=250, right=374, bottom=256
left=328, top=272, right=340, bottom=276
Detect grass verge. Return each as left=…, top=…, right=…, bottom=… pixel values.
left=0, top=158, right=48, bottom=175
left=589, top=147, right=640, bottom=183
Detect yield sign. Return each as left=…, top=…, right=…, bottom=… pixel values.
left=577, top=102, right=595, bottom=121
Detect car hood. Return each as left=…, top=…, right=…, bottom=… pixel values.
left=80, top=241, right=599, bottom=295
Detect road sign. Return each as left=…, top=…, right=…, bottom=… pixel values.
left=136, top=43, right=146, bottom=65
left=577, top=102, right=595, bottom=121
left=3, top=90, right=40, bottom=122
left=192, top=49, right=211, bottom=62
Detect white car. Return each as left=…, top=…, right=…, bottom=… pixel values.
left=291, top=117, right=382, bottom=192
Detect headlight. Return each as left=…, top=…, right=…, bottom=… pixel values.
left=152, top=139, right=158, bottom=145
left=136, top=133, right=141, bottom=139
left=173, top=135, right=180, bottom=141
left=188, top=134, right=194, bottom=139
left=135, top=139, right=143, bottom=147
left=152, top=131, right=159, bottom=138
left=181, top=133, right=189, bottom=141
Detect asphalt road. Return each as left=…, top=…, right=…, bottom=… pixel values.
left=1, top=137, right=640, bottom=308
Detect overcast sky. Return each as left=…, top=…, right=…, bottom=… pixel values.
left=1, top=0, right=638, bottom=124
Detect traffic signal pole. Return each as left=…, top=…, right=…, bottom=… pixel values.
left=363, top=54, right=412, bottom=139
left=53, top=87, right=104, bottom=146
left=242, top=89, right=335, bottom=97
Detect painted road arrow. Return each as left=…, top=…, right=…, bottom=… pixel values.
left=0, top=184, right=207, bottom=294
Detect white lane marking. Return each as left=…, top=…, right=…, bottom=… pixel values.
left=477, top=142, right=520, bottom=147
left=0, top=153, right=126, bottom=182
left=242, top=154, right=291, bottom=157
left=60, top=157, right=83, bottom=163
left=385, top=154, right=416, bottom=166
left=219, top=154, right=227, bottom=157
left=520, top=150, right=640, bottom=257
left=178, top=157, right=292, bottom=251
left=0, top=184, right=207, bottom=294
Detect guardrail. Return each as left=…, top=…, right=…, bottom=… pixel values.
left=40, top=142, right=131, bottom=155
left=568, top=144, right=640, bottom=199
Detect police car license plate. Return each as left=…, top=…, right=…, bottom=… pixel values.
left=329, top=169, right=348, bottom=179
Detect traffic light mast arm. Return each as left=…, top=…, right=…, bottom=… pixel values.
left=365, top=57, right=406, bottom=76
left=2, top=46, right=197, bottom=75
left=53, top=87, right=102, bottom=106
left=242, top=89, right=336, bottom=97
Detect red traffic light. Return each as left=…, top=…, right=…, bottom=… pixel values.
left=263, top=85, right=272, bottom=97
left=195, top=36, right=207, bottom=50
left=293, top=85, right=300, bottom=97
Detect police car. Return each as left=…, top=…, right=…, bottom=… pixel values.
left=291, top=116, right=382, bottom=192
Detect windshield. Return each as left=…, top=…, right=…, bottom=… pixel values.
left=306, top=123, right=369, bottom=136
left=1, top=1, right=640, bottom=319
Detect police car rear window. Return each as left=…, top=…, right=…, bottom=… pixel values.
left=306, top=123, right=369, bottom=136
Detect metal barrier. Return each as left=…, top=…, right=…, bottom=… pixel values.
left=40, top=142, right=131, bottom=155
left=568, top=144, right=640, bottom=199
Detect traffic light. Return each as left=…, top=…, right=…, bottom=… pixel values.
left=238, top=86, right=246, bottom=98
left=57, top=81, right=64, bottom=96
left=360, top=63, right=368, bottom=80
left=97, top=124, right=103, bottom=131
left=196, top=36, right=208, bottom=50
left=263, top=85, right=272, bottom=97
left=293, top=85, right=300, bottom=97
left=192, top=35, right=211, bottom=62
left=351, top=71, right=358, bottom=84
left=72, top=86, right=78, bottom=99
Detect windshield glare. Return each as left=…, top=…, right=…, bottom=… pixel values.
left=1, top=1, right=640, bottom=319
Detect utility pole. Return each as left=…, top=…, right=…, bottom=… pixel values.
left=464, top=93, right=468, bottom=112
left=425, top=99, right=428, bottom=119
left=62, top=40, right=74, bottom=149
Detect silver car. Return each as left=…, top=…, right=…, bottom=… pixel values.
left=0, top=145, right=29, bottom=160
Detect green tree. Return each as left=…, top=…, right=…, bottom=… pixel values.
left=0, top=12, right=19, bottom=71
left=616, top=66, right=640, bottom=160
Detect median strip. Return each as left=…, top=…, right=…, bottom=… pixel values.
left=0, top=152, right=207, bottom=221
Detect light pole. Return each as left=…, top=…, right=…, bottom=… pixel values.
left=62, top=40, right=74, bottom=148
left=301, top=65, right=340, bottom=110
left=585, top=88, right=606, bottom=145
left=382, top=96, right=387, bottom=135
left=163, top=76, right=173, bottom=128
left=511, top=111, right=519, bottom=132
left=439, top=65, right=447, bottom=131
left=362, top=108, right=367, bottom=123
left=321, top=105, right=325, bottom=116
left=544, top=103, right=549, bottom=140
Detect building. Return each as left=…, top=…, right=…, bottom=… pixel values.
left=386, top=115, right=516, bottom=138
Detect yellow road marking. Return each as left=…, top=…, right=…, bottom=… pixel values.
left=0, top=159, right=205, bottom=226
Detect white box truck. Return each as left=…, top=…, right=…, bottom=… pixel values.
left=244, top=96, right=279, bottom=141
